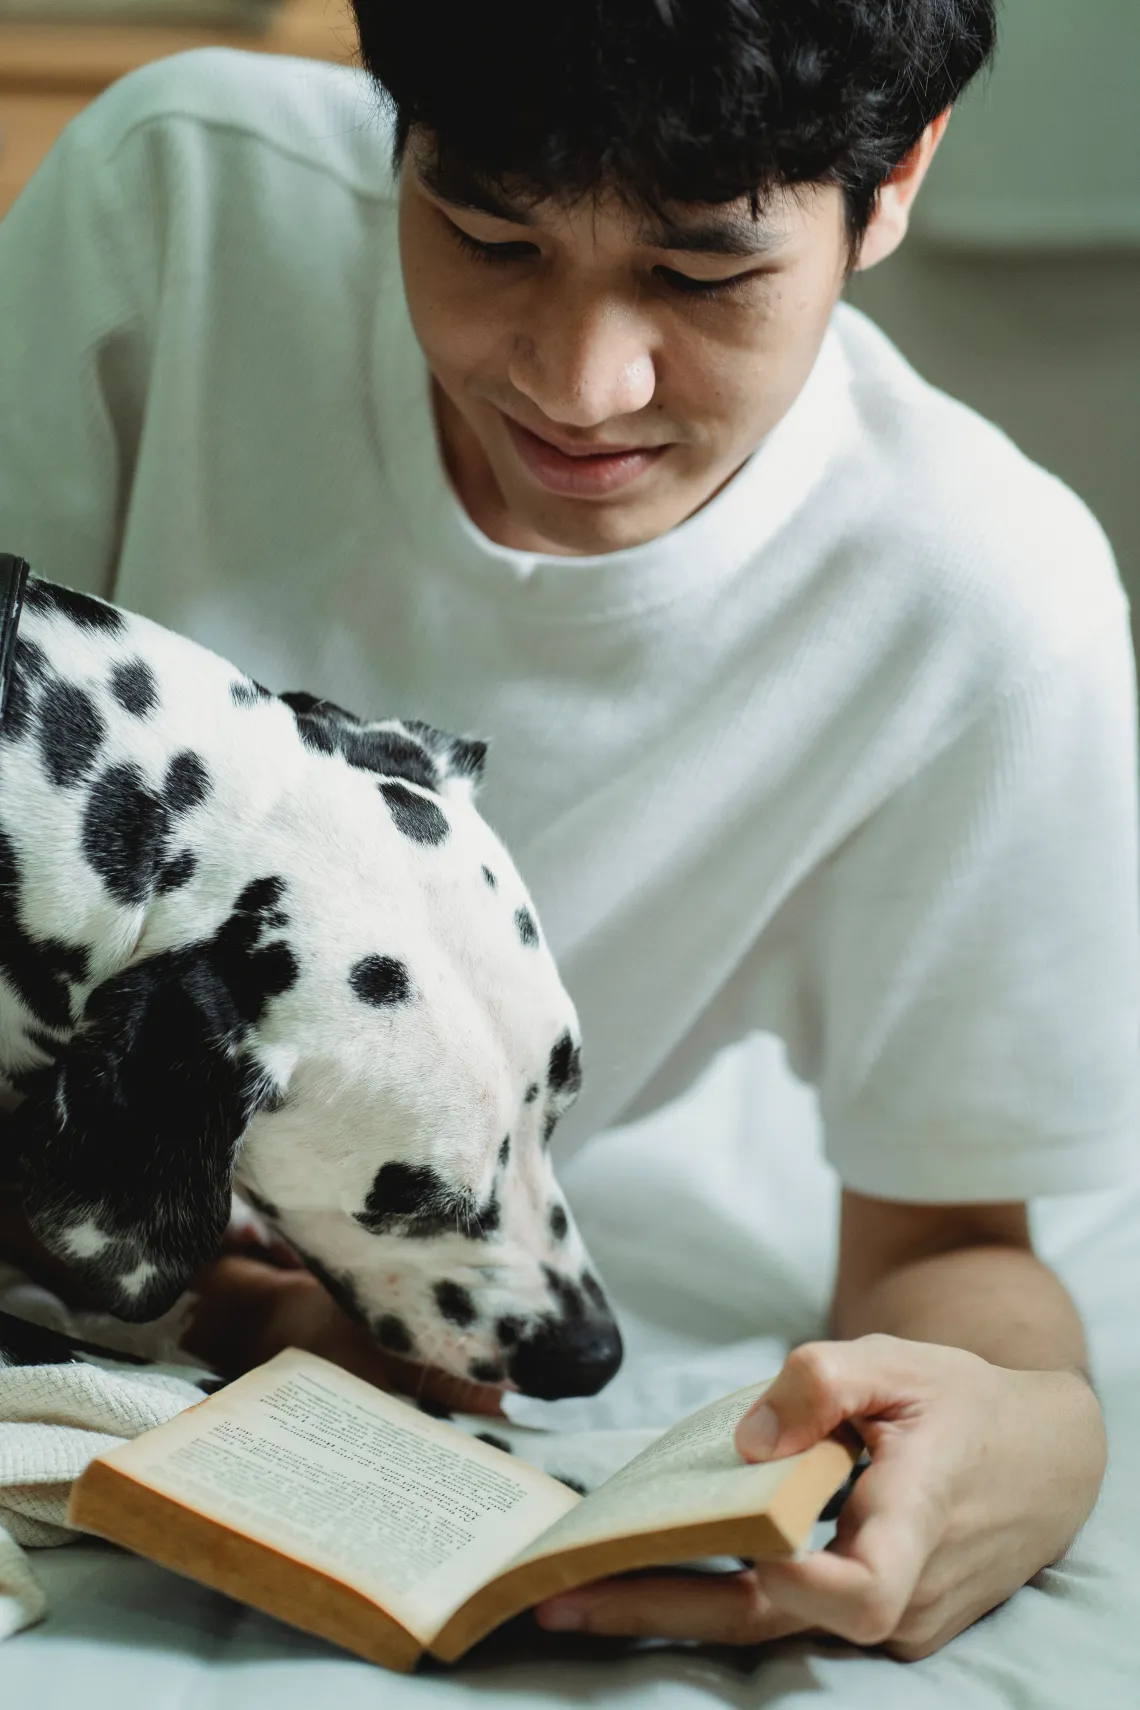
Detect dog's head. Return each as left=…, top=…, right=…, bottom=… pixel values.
left=13, top=696, right=622, bottom=1401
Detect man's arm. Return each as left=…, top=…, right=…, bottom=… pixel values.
left=829, top=1189, right=1091, bottom=1375
left=536, top=1190, right=1107, bottom=1659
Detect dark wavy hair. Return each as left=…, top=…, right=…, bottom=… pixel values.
left=352, top=1, right=997, bottom=243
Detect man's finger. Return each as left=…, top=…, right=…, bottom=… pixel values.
left=735, top=1333, right=932, bottom=1461
left=536, top=1570, right=812, bottom=1645
left=753, top=1497, right=930, bottom=1647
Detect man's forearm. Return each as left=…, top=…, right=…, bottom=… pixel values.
left=830, top=1241, right=1091, bottom=1377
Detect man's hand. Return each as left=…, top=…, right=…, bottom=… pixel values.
left=183, top=1252, right=506, bottom=1419
left=537, top=1333, right=1106, bottom=1659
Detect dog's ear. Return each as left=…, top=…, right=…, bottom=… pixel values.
left=279, top=694, right=487, bottom=797
left=12, top=879, right=298, bottom=1322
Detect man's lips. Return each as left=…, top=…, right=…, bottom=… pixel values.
left=501, top=412, right=670, bottom=497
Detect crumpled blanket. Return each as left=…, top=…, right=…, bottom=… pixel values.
left=0, top=1262, right=215, bottom=1639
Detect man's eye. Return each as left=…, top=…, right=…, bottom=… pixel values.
left=448, top=224, right=537, bottom=265
left=655, top=266, right=753, bottom=298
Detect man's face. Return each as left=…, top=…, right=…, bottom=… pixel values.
left=398, top=141, right=851, bottom=556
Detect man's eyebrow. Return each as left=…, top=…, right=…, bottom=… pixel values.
left=418, top=159, right=537, bottom=225
left=640, top=217, right=784, bottom=259
left=418, top=157, right=781, bottom=256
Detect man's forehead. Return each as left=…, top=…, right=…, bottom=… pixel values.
left=412, top=146, right=787, bottom=256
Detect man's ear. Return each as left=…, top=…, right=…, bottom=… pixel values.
left=280, top=692, right=487, bottom=798
left=854, top=110, right=953, bottom=273
left=12, top=880, right=298, bottom=1321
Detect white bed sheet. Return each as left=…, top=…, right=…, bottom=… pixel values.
left=7, top=1037, right=1140, bottom=1709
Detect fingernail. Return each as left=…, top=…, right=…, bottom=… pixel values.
left=537, top=1598, right=585, bottom=1631
left=738, top=1402, right=780, bottom=1459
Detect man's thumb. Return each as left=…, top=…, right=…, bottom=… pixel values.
left=734, top=1342, right=870, bottom=1462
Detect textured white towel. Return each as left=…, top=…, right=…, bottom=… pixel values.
left=0, top=1264, right=215, bottom=1640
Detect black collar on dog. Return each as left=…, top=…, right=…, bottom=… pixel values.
left=0, top=554, right=30, bottom=728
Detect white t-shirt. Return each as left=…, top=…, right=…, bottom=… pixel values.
left=0, top=49, right=1137, bottom=1201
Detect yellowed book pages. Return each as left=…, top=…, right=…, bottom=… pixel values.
left=69, top=1348, right=854, bottom=1670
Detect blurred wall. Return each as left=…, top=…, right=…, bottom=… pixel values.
left=848, top=252, right=1140, bottom=635
left=846, top=0, right=1140, bottom=648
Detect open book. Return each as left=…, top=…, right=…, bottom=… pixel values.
left=68, top=1348, right=855, bottom=1671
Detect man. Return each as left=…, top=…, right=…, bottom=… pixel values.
left=0, top=0, right=1136, bottom=1663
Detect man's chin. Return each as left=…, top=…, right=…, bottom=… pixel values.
left=493, top=475, right=693, bottom=557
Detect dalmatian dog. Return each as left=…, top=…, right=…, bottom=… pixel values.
left=0, top=566, right=623, bottom=1402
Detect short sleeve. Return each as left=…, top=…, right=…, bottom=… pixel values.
left=812, top=603, right=1140, bottom=1201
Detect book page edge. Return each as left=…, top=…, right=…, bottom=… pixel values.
left=69, top=1456, right=425, bottom=1670
left=431, top=1435, right=854, bottom=1664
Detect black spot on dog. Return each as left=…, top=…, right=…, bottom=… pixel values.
left=434, top=1279, right=477, bottom=1327
left=280, top=696, right=442, bottom=790
left=235, top=875, right=289, bottom=932
left=376, top=1314, right=415, bottom=1356
left=38, top=679, right=105, bottom=787
left=0, top=827, right=89, bottom=1029
left=12, top=878, right=299, bottom=1320
left=293, top=712, right=337, bottom=755
left=414, top=1395, right=453, bottom=1420
left=296, top=1250, right=369, bottom=1328
left=548, top=1031, right=583, bottom=1098
left=349, top=954, right=412, bottom=1008
left=549, top=1204, right=569, bottom=1242
left=543, top=1264, right=586, bottom=1321
left=230, top=678, right=271, bottom=707
left=524, top=1082, right=540, bottom=1105
left=278, top=690, right=358, bottom=722
left=498, top=1135, right=510, bottom=1168
left=515, top=907, right=539, bottom=949
left=157, top=850, right=197, bottom=893
left=469, top=1358, right=504, bottom=1384
left=14, top=637, right=47, bottom=681
left=164, top=751, right=211, bottom=813
left=379, top=781, right=450, bottom=846
left=474, top=1432, right=513, bottom=1455
left=446, top=737, right=487, bottom=781
left=347, top=729, right=436, bottom=788
left=25, top=578, right=125, bottom=635
left=582, top=1273, right=607, bottom=1310
left=110, top=659, right=158, bottom=717
left=542, top=1111, right=559, bottom=1145
left=477, top=1190, right=501, bottom=1237
left=495, top=1315, right=523, bottom=1348
left=217, top=879, right=298, bottom=1024
left=481, top=865, right=497, bottom=890
left=82, top=763, right=168, bottom=905
left=404, top=720, right=488, bottom=786
left=355, top=1161, right=473, bottom=1239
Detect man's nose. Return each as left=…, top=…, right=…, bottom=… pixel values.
left=507, top=292, right=656, bottom=428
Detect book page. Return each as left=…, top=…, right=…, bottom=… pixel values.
left=100, top=1350, right=578, bottom=1644
left=508, top=1381, right=807, bottom=1568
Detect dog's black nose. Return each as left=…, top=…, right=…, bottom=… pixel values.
left=506, top=1313, right=624, bottom=1400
